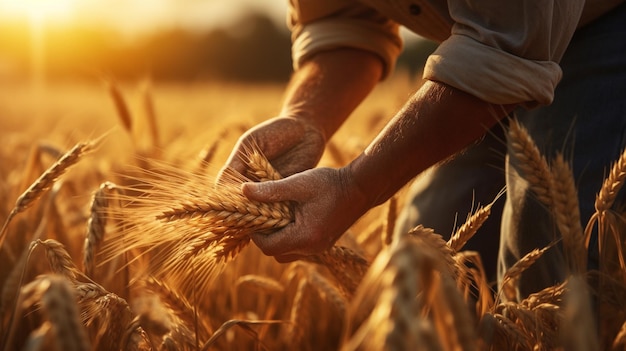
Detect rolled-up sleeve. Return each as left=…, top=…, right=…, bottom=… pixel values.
left=424, top=0, right=586, bottom=106
left=288, top=0, right=403, bottom=79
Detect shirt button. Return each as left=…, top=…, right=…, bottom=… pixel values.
left=409, top=3, right=421, bottom=15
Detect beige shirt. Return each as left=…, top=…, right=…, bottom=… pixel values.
left=288, top=0, right=624, bottom=105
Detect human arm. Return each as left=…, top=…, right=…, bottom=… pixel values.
left=219, top=47, right=384, bottom=178
left=244, top=80, right=516, bottom=261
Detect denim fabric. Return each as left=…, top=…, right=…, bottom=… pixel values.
left=394, top=124, right=506, bottom=283
left=397, top=3, right=626, bottom=297
left=501, top=2, right=626, bottom=298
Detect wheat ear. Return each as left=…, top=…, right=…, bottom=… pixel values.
left=382, top=195, right=397, bottom=246
left=199, top=319, right=284, bottom=351
left=83, top=181, right=118, bottom=278
left=75, top=282, right=133, bottom=351
left=6, top=276, right=90, bottom=351
left=507, top=118, right=553, bottom=208
left=35, top=239, right=81, bottom=283
left=244, top=143, right=371, bottom=295
left=448, top=187, right=505, bottom=253
left=550, top=153, right=586, bottom=274
left=140, top=80, right=160, bottom=149
left=497, top=245, right=551, bottom=304
left=304, top=245, right=369, bottom=297
left=343, top=235, right=441, bottom=351
left=107, top=79, right=133, bottom=133
left=0, top=139, right=98, bottom=249
left=585, top=146, right=626, bottom=269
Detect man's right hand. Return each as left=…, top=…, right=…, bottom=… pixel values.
left=218, top=116, right=326, bottom=181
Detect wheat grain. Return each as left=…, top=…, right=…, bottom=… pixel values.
left=83, top=181, right=117, bottom=278
left=520, top=280, right=567, bottom=309
left=0, top=140, right=98, bottom=249
left=35, top=239, right=81, bottom=283
left=304, top=245, right=369, bottom=297
left=343, top=235, right=442, bottom=351
left=235, top=274, right=284, bottom=295
left=107, top=80, right=133, bottom=133
left=75, top=282, right=133, bottom=351
left=14, top=276, right=90, bottom=351
left=288, top=278, right=310, bottom=347
left=196, top=136, right=224, bottom=172
left=121, top=319, right=152, bottom=351
left=140, top=80, right=160, bottom=150
left=488, top=312, right=533, bottom=350
left=382, top=195, right=397, bottom=246
left=448, top=187, right=505, bottom=253
left=498, top=245, right=551, bottom=304
left=407, top=225, right=457, bottom=276
left=596, top=147, right=626, bottom=213
left=507, top=118, right=553, bottom=208
left=453, top=251, right=494, bottom=317
left=200, top=319, right=284, bottom=351
left=307, top=268, right=347, bottom=317
left=584, top=147, right=626, bottom=270
left=143, top=276, right=198, bottom=328
left=550, top=153, right=586, bottom=274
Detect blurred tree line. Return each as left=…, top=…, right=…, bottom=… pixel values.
left=0, top=11, right=437, bottom=83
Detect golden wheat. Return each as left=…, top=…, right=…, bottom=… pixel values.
left=507, top=118, right=554, bottom=208
left=2, top=81, right=626, bottom=350
left=0, top=140, right=98, bottom=248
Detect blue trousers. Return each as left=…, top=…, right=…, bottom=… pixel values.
left=396, top=3, right=626, bottom=297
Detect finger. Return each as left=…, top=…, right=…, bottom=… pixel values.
left=274, top=253, right=305, bottom=263
left=242, top=179, right=304, bottom=203
left=250, top=229, right=300, bottom=257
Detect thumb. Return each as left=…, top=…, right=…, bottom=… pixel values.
left=242, top=179, right=294, bottom=203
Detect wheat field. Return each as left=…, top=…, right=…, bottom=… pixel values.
left=1, top=75, right=625, bottom=351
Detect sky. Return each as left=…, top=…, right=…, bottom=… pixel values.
left=0, top=0, right=288, bottom=37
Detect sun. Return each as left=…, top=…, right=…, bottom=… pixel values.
left=0, top=0, right=77, bottom=22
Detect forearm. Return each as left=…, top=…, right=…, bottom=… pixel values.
left=281, top=48, right=384, bottom=141
left=347, top=80, right=517, bottom=208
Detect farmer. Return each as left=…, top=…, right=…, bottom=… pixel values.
left=220, top=1, right=626, bottom=298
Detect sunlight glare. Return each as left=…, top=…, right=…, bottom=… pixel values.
left=0, top=0, right=76, bottom=21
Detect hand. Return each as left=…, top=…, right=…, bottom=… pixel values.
left=218, top=117, right=325, bottom=181
left=242, top=167, right=368, bottom=262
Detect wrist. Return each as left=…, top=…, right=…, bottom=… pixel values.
left=338, top=163, right=374, bottom=217
left=280, top=111, right=329, bottom=145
